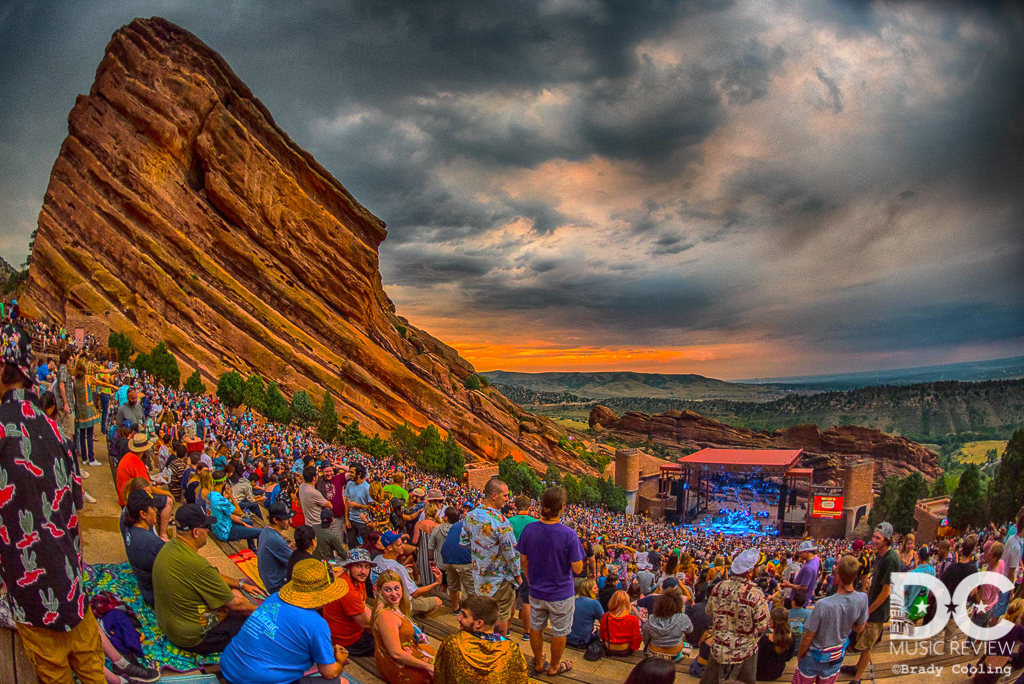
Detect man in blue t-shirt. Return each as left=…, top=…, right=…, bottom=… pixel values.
left=258, top=503, right=295, bottom=594
left=516, top=486, right=584, bottom=677
left=220, top=559, right=349, bottom=684
left=343, top=464, right=372, bottom=547
left=443, top=513, right=475, bottom=615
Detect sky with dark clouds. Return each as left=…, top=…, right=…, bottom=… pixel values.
left=1, top=1, right=1022, bottom=379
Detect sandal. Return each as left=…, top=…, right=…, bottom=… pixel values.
left=548, top=660, right=573, bottom=675
left=534, top=659, right=549, bottom=674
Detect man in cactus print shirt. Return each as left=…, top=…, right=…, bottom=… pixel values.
left=460, top=477, right=521, bottom=635
left=0, top=324, right=104, bottom=684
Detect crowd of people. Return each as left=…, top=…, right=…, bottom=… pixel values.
left=1, top=317, right=1023, bottom=684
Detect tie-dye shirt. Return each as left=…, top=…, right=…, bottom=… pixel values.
left=460, top=506, right=520, bottom=596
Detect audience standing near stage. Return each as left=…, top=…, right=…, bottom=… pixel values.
left=702, top=548, right=770, bottom=684
left=461, top=478, right=520, bottom=636
left=433, top=594, right=530, bottom=684
left=219, top=559, right=350, bottom=684
left=842, top=523, right=898, bottom=684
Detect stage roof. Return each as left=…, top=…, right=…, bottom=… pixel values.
left=679, top=448, right=804, bottom=474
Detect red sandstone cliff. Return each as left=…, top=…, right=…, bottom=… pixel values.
left=23, top=17, right=581, bottom=472
left=589, top=406, right=941, bottom=485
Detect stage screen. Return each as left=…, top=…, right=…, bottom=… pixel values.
left=812, top=495, right=843, bottom=519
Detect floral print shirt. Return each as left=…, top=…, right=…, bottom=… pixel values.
left=0, top=389, right=87, bottom=631
left=460, top=506, right=520, bottom=595
left=707, top=577, right=770, bottom=664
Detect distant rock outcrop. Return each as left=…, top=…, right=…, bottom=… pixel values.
left=23, top=17, right=582, bottom=473
left=589, top=406, right=941, bottom=486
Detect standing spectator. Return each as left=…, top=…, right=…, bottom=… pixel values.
left=791, top=555, right=867, bottom=684
left=441, top=509, right=475, bottom=615
left=53, top=349, right=77, bottom=455
left=997, top=512, right=1024, bottom=621
left=461, top=478, right=521, bottom=636
left=781, top=552, right=801, bottom=605
left=324, top=548, right=376, bottom=657
left=843, top=523, right=899, bottom=684
left=0, top=324, right=105, bottom=684
left=298, top=465, right=330, bottom=527
left=219, top=559, right=350, bottom=684
left=115, top=388, right=145, bottom=430
left=433, top=594, right=531, bottom=684
left=508, top=494, right=537, bottom=642
left=903, top=547, right=935, bottom=621
left=73, top=358, right=102, bottom=467
left=316, top=461, right=348, bottom=541
left=257, top=502, right=294, bottom=594
left=343, top=464, right=372, bottom=547
left=702, top=548, right=770, bottom=684
left=428, top=506, right=456, bottom=586
left=151, top=505, right=259, bottom=654
left=382, top=472, right=409, bottom=503
left=517, top=486, right=584, bottom=676
left=783, top=541, right=820, bottom=606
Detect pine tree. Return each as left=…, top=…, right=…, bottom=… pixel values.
left=148, top=342, right=180, bottom=388
left=318, top=390, right=338, bottom=442
left=989, top=429, right=1024, bottom=524
left=108, top=332, right=134, bottom=365
left=949, top=464, right=984, bottom=530
left=183, top=370, right=206, bottom=395
left=869, top=476, right=900, bottom=528
left=290, top=390, right=318, bottom=428
left=930, top=474, right=949, bottom=497
left=264, top=382, right=290, bottom=423
left=545, top=463, right=563, bottom=485
left=416, top=425, right=446, bottom=473
left=441, top=432, right=465, bottom=477
left=892, top=472, right=926, bottom=535
left=389, top=423, right=419, bottom=462
left=216, top=371, right=245, bottom=408
left=242, top=375, right=267, bottom=414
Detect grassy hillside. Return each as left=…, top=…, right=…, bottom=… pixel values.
left=956, top=440, right=1008, bottom=465
left=513, top=378, right=1024, bottom=442
left=481, top=370, right=782, bottom=400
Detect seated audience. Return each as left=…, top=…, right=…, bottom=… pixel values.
left=324, top=548, right=377, bottom=657
left=567, top=578, right=604, bottom=649
left=258, top=502, right=294, bottom=594
left=313, top=509, right=348, bottom=562
left=116, top=432, right=173, bottom=539
left=152, top=505, right=260, bottom=654
left=625, top=657, right=678, bottom=684
left=642, top=584, right=692, bottom=662
left=756, top=607, right=794, bottom=680
left=209, top=469, right=262, bottom=551
left=374, top=530, right=443, bottom=617
left=433, top=594, right=530, bottom=684
left=123, top=489, right=165, bottom=606
left=287, top=525, right=318, bottom=582
left=219, top=558, right=350, bottom=684
left=372, top=569, right=436, bottom=684
left=600, top=590, right=642, bottom=657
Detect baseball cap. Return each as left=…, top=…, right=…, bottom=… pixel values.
left=126, top=489, right=156, bottom=516
left=731, top=548, right=762, bottom=575
left=797, top=541, right=817, bottom=553
left=381, top=530, right=403, bottom=547
left=268, top=502, right=292, bottom=521
left=175, top=504, right=216, bottom=531
left=852, top=539, right=865, bottom=551
left=341, top=548, right=374, bottom=567
left=875, top=522, right=894, bottom=540
left=462, top=501, right=474, bottom=509
left=661, top=576, right=680, bottom=590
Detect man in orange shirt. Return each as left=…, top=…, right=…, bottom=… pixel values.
left=116, top=432, right=173, bottom=540
left=323, top=548, right=375, bottom=656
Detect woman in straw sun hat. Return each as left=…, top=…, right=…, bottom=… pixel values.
left=219, top=558, right=350, bottom=684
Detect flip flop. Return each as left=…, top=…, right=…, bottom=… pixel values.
left=548, top=660, right=573, bottom=675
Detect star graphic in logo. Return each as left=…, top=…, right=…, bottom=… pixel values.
left=910, top=595, right=930, bottom=618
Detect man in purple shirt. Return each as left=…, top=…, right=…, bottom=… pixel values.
left=783, top=540, right=821, bottom=608
left=517, top=486, right=584, bottom=676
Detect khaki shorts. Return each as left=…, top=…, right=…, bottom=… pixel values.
left=411, top=595, right=441, bottom=617
left=447, top=564, right=475, bottom=595
left=854, top=621, right=884, bottom=652
left=17, top=608, right=105, bottom=684
left=492, top=580, right=517, bottom=624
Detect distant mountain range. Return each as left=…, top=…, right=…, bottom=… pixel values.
left=480, top=370, right=783, bottom=400
left=736, top=355, right=1024, bottom=389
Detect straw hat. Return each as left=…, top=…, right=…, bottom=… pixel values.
left=279, top=559, right=348, bottom=609
left=128, top=433, right=157, bottom=453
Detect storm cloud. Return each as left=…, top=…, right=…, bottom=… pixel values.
left=1, top=0, right=1022, bottom=377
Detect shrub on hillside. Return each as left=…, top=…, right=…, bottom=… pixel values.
left=217, top=371, right=245, bottom=408
left=242, top=375, right=267, bottom=414
left=291, top=390, right=318, bottom=428
left=183, top=370, right=206, bottom=395
left=264, top=381, right=290, bottom=423
left=318, top=390, right=338, bottom=442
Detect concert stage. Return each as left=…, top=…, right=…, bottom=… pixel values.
left=659, top=448, right=814, bottom=538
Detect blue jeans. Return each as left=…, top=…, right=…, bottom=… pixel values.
left=99, top=394, right=110, bottom=433
left=77, top=426, right=94, bottom=463
left=226, top=524, right=262, bottom=551
left=238, top=500, right=264, bottom=520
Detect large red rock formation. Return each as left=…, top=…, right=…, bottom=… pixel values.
left=589, top=406, right=941, bottom=485
left=23, top=17, right=580, bottom=472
